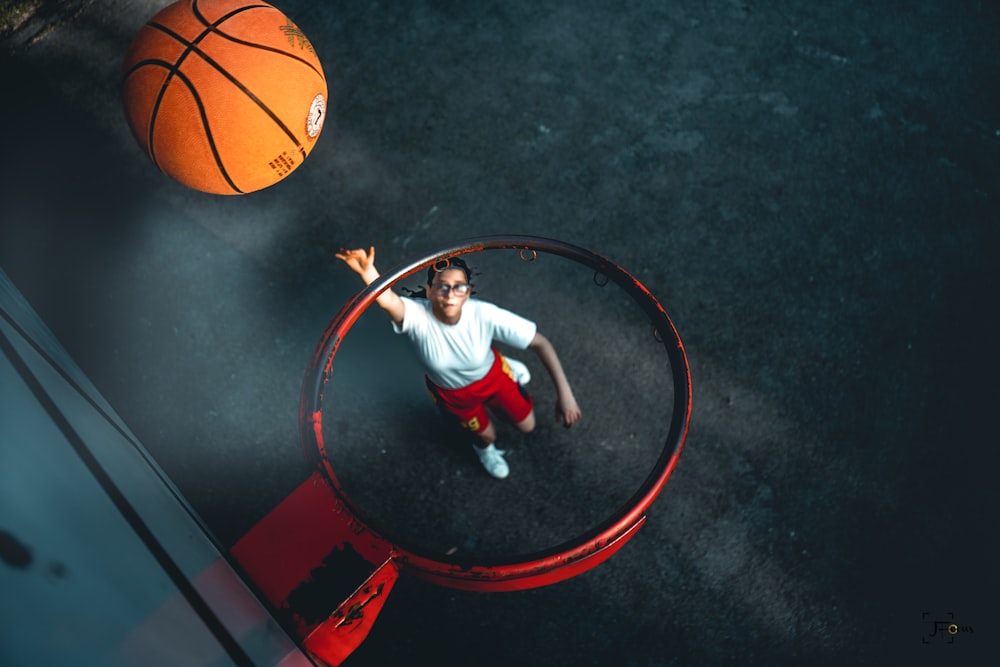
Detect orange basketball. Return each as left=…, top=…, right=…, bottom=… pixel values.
left=121, top=0, right=328, bottom=195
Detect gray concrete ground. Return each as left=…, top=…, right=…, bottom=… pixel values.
left=2, top=0, right=998, bottom=665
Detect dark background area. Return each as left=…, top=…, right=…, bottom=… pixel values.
left=2, top=0, right=997, bottom=664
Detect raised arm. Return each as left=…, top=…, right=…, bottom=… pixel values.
left=528, top=332, right=582, bottom=427
left=334, top=246, right=406, bottom=325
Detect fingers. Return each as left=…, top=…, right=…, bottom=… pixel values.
left=556, top=404, right=582, bottom=428
left=335, top=247, right=370, bottom=268
left=335, top=246, right=375, bottom=260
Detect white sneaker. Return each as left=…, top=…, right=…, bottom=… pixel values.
left=506, top=356, right=531, bottom=385
left=473, top=444, right=509, bottom=479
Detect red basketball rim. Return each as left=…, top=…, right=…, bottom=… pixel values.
left=299, top=235, right=692, bottom=591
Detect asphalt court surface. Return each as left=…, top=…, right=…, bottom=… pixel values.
left=2, top=1, right=998, bottom=664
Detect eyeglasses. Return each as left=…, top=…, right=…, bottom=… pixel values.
left=430, top=283, right=471, bottom=296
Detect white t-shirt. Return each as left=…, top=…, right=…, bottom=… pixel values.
left=393, top=297, right=537, bottom=389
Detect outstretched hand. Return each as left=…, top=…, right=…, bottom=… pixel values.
left=334, top=245, right=405, bottom=324
left=556, top=395, right=582, bottom=428
left=335, top=246, right=375, bottom=278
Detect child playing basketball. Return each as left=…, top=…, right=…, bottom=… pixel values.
left=335, top=246, right=582, bottom=479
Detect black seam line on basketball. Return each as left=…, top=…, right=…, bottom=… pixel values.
left=0, top=324, right=258, bottom=667
left=142, top=17, right=230, bottom=163
left=147, top=21, right=306, bottom=153
left=121, top=60, right=166, bottom=164
left=192, top=0, right=271, bottom=31
left=143, top=15, right=276, bottom=164
left=212, top=32, right=323, bottom=78
left=127, top=58, right=243, bottom=192
left=206, top=28, right=324, bottom=79
left=190, top=0, right=323, bottom=78
left=130, top=58, right=244, bottom=194
left=190, top=3, right=319, bottom=143
left=134, top=23, right=199, bottom=170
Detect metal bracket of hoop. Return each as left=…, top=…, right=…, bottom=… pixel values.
left=299, top=235, right=692, bottom=592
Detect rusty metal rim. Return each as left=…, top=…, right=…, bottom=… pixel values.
left=299, top=235, right=692, bottom=591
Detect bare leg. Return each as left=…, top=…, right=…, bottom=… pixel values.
left=475, top=409, right=535, bottom=444
left=475, top=421, right=498, bottom=447
left=514, top=409, right=536, bottom=433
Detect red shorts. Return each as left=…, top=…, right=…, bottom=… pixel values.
left=425, top=349, right=533, bottom=434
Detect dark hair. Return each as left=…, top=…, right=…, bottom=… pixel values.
left=426, top=256, right=473, bottom=285
left=403, top=256, right=477, bottom=299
